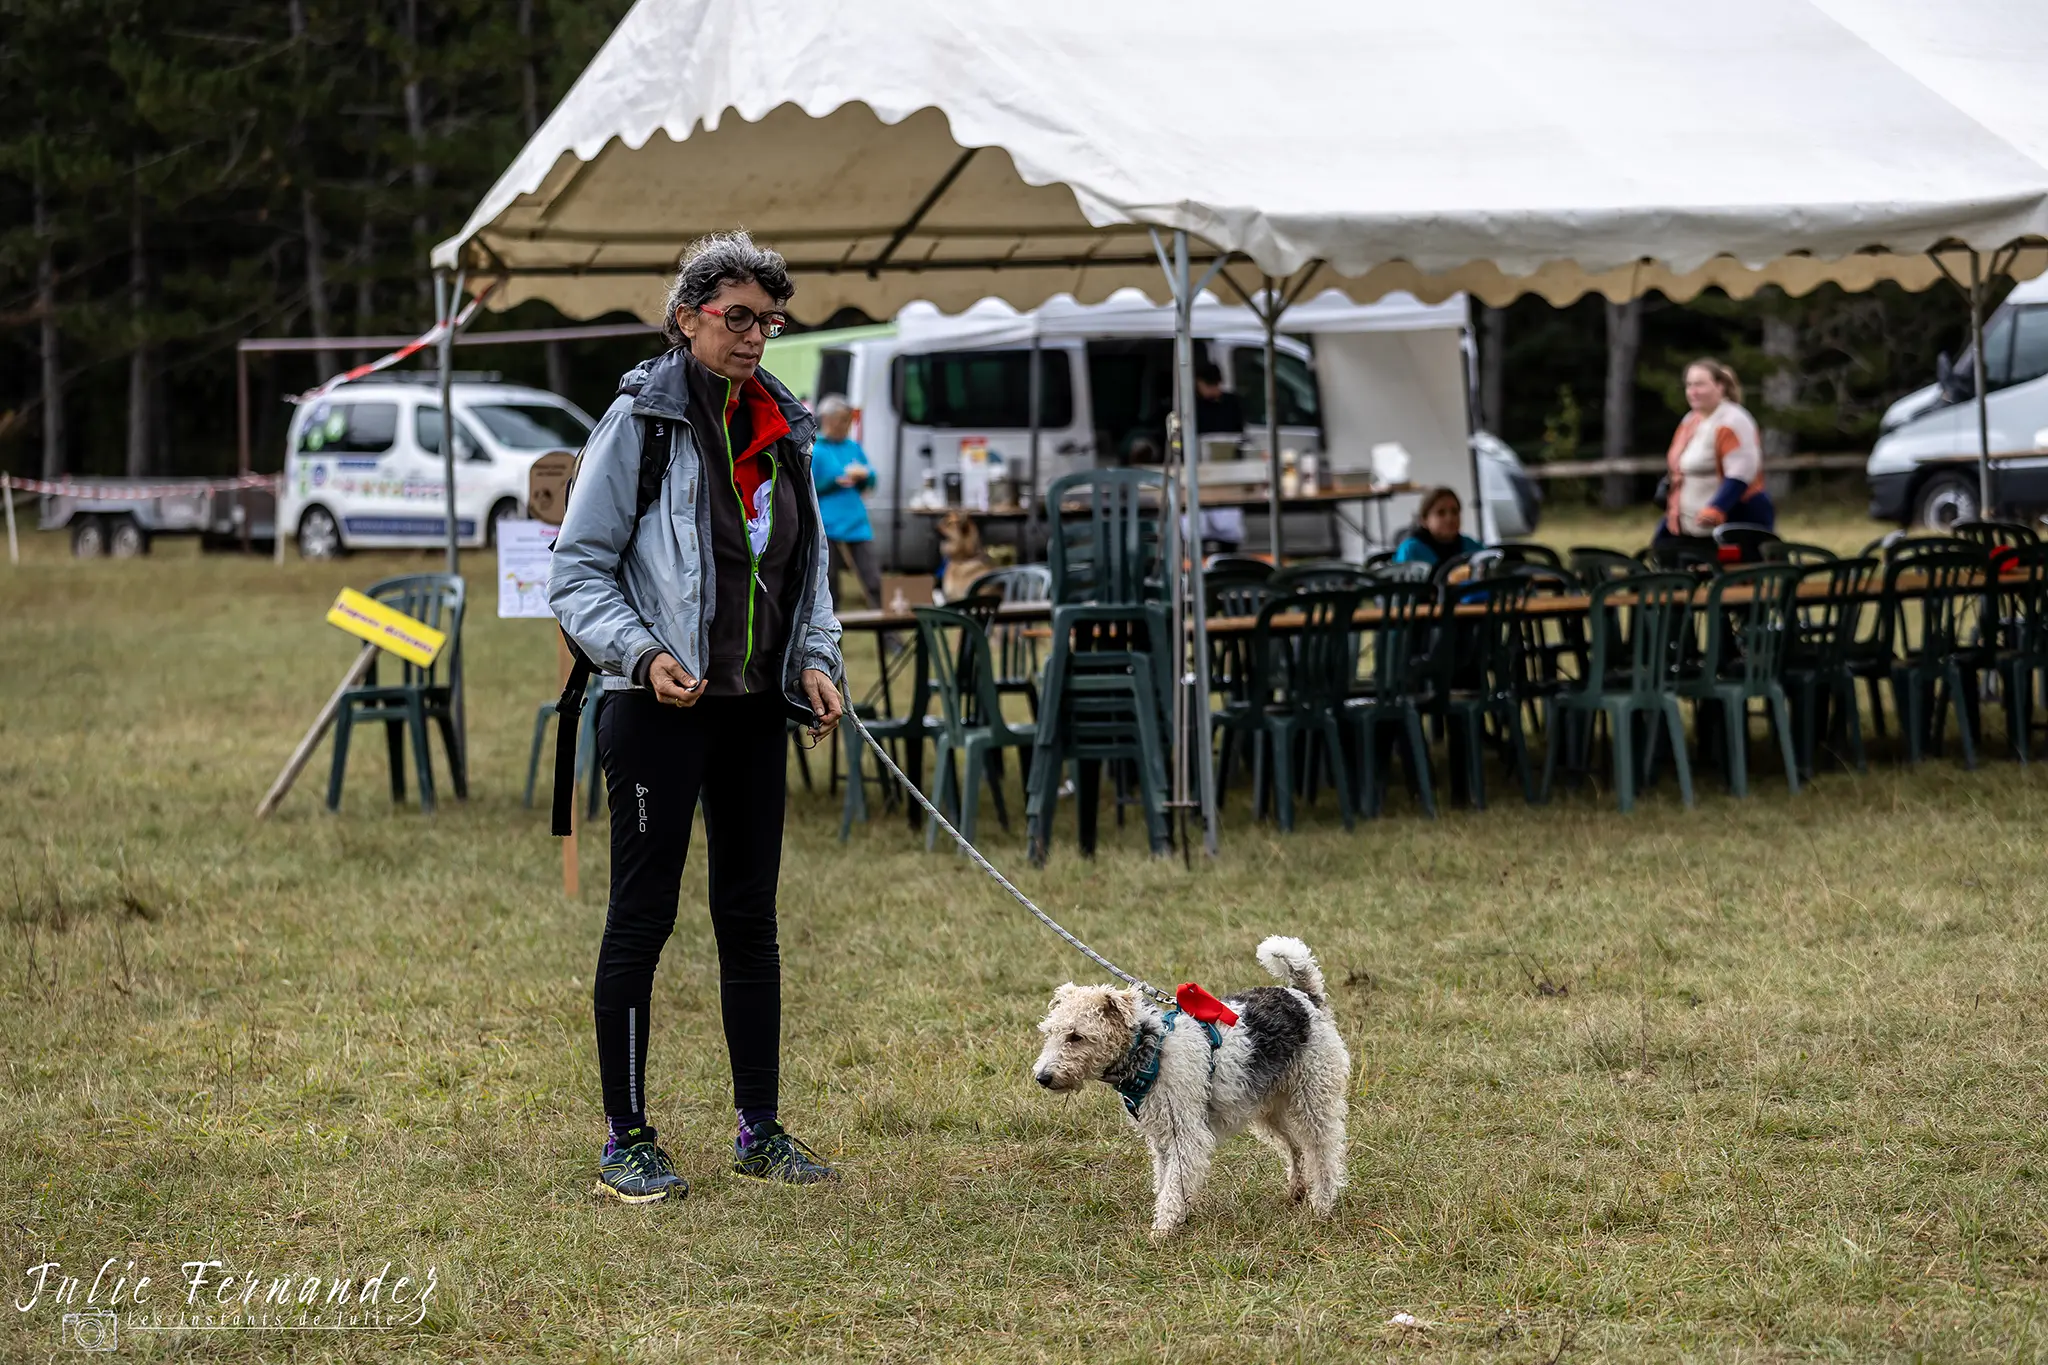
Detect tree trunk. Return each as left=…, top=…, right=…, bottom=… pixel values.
left=127, top=175, right=152, bottom=479
left=1761, top=311, right=1798, bottom=502
left=1601, top=297, right=1643, bottom=510
left=404, top=0, right=432, bottom=305
left=1479, top=305, right=1505, bottom=434
left=302, top=188, right=339, bottom=379
left=522, top=0, right=570, bottom=391
left=35, top=167, right=64, bottom=483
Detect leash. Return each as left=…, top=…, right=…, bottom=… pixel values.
left=846, top=711, right=1176, bottom=1008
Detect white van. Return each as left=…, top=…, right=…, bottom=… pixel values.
left=1867, top=273, right=2048, bottom=529
left=279, top=374, right=594, bottom=558
left=768, top=290, right=1527, bottom=569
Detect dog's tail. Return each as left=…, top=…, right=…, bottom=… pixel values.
left=1256, top=935, right=1327, bottom=1009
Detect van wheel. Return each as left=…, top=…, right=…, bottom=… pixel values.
left=71, top=517, right=107, bottom=558
left=487, top=498, right=520, bottom=547
left=108, top=516, right=150, bottom=558
left=1914, top=472, right=1979, bottom=531
left=298, top=505, right=344, bottom=560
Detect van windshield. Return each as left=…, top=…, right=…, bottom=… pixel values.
left=468, top=403, right=592, bottom=450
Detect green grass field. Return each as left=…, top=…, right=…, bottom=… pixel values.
left=3, top=501, right=2045, bottom=1362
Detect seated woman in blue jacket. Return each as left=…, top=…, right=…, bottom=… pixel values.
left=1392, top=486, right=1483, bottom=568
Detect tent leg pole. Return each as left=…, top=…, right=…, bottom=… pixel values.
left=1971, top=251, right=1992, bottom=517
left=1264, top=277, right=1282, bottom=563
left=436, top=270, right=461, bottom=576
left=1170, top=230, right=1219, bottom=858
left=1027, top=331, right=1042, bottom=562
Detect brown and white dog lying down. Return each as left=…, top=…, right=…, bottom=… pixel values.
left=937, top=511, right=997, bottom=602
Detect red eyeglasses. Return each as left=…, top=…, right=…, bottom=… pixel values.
left=699, top=304, right=789, bottom=339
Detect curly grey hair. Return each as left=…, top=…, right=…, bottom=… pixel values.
left=661, top=231, right=795, bottom=346
left=815, top=394, right=852, bottom=420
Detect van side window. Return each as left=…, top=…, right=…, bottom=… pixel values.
left=1232, top=348, right=1322, bottom=427
left=894, top=351, right=1072, bottom=427
left=298, top=402, right=398, bottom=454
left=817, top=350, right=853, bottom=403
left=2007, top=306, right=2048, bottom=390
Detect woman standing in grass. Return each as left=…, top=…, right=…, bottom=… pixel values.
left=550, top=232, right=844, bottom=1203
left=1658, top=358, right=1772, bottom=547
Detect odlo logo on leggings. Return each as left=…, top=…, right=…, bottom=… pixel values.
left=635, top=783, right=649, bottom=832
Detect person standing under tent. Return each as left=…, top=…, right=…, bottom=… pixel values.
left=810, top=394, right=883, bottom=611
left=1193, top=360, right=1247, bottom=553
left=1658, top=357, right=1773, bottom=548
left=550, top=231, right=845, bottom=1203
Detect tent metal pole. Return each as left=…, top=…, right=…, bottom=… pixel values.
left=1027, top=326, right=1042, bottom=562
left=1970, top=250, right=1992, bottom=515
left=1263, top=275, right=1282, bottom=563
left=1170, top=230, right=1220, bottom=858
left=435, top=269, right=460, bottom=576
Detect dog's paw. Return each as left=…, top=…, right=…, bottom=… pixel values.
left=1148, top=1223, right=1182, bottom=1244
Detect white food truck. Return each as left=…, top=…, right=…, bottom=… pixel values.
left=765, top=289, right=1534, bottom=570
left=278, top=373, right=594, bottom=558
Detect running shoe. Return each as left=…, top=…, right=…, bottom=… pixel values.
left=732, top=1120, right=840, bottom=1184
left=595, top=1129, right=688, bottom=1204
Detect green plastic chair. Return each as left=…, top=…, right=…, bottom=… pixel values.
left=1782, top=556, right=1879, bottom=779
left=1541, top=573, right=1696, bottom=813
left=523, top=692, right=600, bottom=811
left=1889, top=549, right=1992, bottom=767
left=1430, top=573, right=1540, bottom=808
left=1026, top=604, right=1171, bottom=862
left=1761, top=540, right=1840, bottom=566
left=1342, top=581, right=1439, bottom=819
left=840, top=639, right=932, bottom=840
left=1845, top=538, right=1975, bottom=741
left=1045, top=470, right=1165, bottom=606
left=326, top=574, right=466, bottom=813
left=1205, top=570, right=1276, bottom=793
left=1989, top=543, right=2048, bottom=762
left=1676, top=564, right=1804, bottom=797
left=1268, top=560, right=1373, bottom=596
left=960, top=565, right=1053, bottom=717
left=1211, top=588, right=1362, bottom=831
left=912, top=607, right=1038, bottom=849
left=1568, top=547, right=1640, bottom=588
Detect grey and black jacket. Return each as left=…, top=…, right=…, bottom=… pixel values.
left=547, top=348, right=843, bottom=723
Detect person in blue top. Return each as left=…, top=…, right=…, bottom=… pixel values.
left=810, top=394, right=883, bottom=611
left=1392, top=486, right=1483, bottom=568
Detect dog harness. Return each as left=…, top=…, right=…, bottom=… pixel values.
left=1114, top=1009, right=1225, bottom=1118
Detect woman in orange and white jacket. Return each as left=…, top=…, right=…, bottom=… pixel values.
left=1656, top=357, right=1773, bottom=547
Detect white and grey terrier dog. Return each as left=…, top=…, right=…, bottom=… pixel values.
left=1031, top=936, right=1350, bottom=1237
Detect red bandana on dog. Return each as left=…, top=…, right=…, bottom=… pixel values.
left=1175, top=982, right=1238, bottom=1028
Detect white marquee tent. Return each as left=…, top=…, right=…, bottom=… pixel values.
left=435, top=0, right=2048, bottom=855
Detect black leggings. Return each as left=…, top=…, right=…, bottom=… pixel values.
left=593, top=688, right=787, bottom=1125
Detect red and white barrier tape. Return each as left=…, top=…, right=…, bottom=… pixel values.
left=292, top=281, right=501, bottom=405
left=1, top=473, right=279, bottom=500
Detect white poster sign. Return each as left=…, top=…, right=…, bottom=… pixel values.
left=496, top=519, right=556, bottom=619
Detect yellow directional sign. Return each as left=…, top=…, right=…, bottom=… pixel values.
left=325, top=588, right=446, bottom=667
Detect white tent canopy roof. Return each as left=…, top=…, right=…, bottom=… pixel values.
left=436, top=0, right=2048, bottom=323
left=890, top=288, right=1467, bottom=350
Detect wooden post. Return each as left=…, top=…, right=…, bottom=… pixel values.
left=4, top=479, right=17, bottom=566
left=256, top=642, right=377, bottom=818
left=557, top=631, right=579, bottom=899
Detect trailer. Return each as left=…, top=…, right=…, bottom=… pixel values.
left=25, top=476, right=279, bottom=557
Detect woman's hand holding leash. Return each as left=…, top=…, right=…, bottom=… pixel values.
left=802, top=668, right=842, bottom=741
left=649, top=653, right=705, bottom=707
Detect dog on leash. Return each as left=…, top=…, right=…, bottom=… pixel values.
left=936, top=511, right=996, bottom=602
left=1031, top=936, right=1350, bottom=1238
